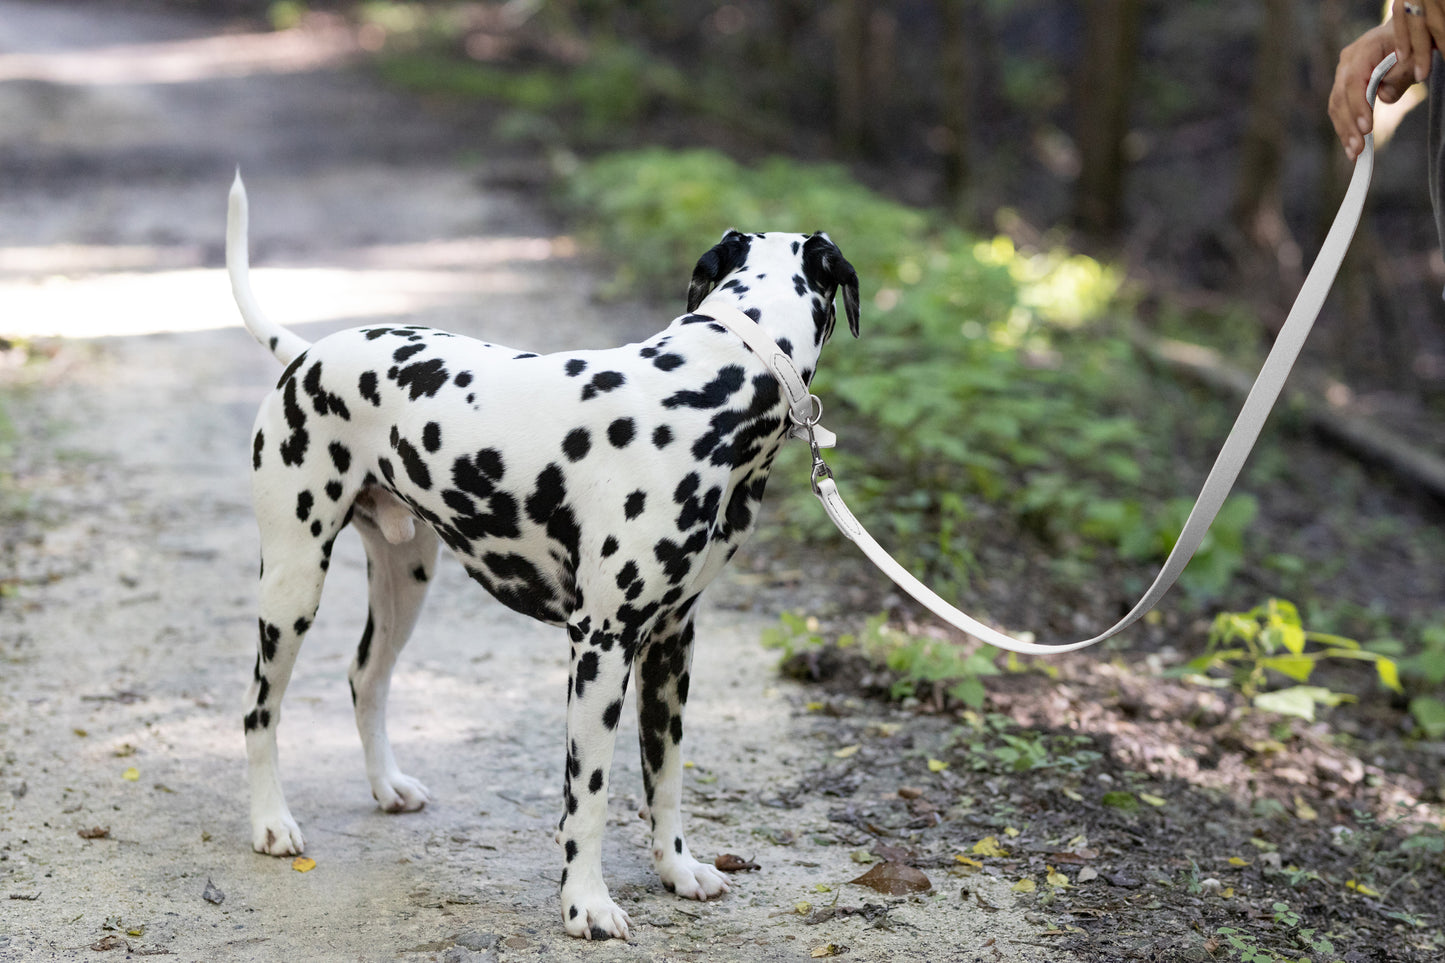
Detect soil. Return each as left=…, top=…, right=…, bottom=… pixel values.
left=1, top=4, right=1443, bottom=963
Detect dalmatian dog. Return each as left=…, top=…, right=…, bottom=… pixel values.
left=225, top=174, right=859, bottom=940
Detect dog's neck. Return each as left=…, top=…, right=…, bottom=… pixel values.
left=695, top=286, right=831, bottom=381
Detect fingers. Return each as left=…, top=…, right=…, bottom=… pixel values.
left=1396, top=0, right=1435, bottom=81
left=1331, top=25, right=1398, bottom=160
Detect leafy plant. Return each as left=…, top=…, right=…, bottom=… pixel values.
left=958, top=714, right=1102, bottom=774
left=761, top=612, right=1000, bottom=709
left=566, top=149, right=1269, bottom=608
left=1214, top=901, right=1342, bottom=963
left=1179, top=599, right=1402, bottom=722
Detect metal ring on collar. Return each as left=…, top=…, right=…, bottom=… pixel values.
left=1404, top=1, right=1425, bottom=16
left=789, top=394, right=824, bottom=428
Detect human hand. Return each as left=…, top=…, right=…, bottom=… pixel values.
left=1330, top=22, right=1416, bottom=161
left=1393, top=0, right=1445, bottom=84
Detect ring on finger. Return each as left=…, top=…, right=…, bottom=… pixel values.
left=1404, top=1, right=1425, bottom=16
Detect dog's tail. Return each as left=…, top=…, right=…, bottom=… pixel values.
left=227, top=171, right=309, bottom=366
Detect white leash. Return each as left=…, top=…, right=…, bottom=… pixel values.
left=698, top=54, right=1397, bottom=656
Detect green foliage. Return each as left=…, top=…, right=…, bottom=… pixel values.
left=568, top=148, right=1259, bottom=598
left=380, top=40, right=685, bottom=141
left=761, top=612, right=1000, bottom=709
left=1179, top=599, right=1402, bottom=722
left=1213, top=901, right=1343, bottom=963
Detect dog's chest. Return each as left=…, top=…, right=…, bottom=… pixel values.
left=309, top=324, right=788, bottom=627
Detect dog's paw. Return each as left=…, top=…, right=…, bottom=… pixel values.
left=372, top=771, right=431, bottom=813
left=657, top=854, right=731, bottom=901
left=561, top=889, right=631, bottom=941
left=252, top=814, right=305, bottom=856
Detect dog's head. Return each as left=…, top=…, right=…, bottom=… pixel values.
left=686, top=230, right=860, bottom=342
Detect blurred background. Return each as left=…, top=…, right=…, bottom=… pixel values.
left=4, top=0, right=1444, bottom=729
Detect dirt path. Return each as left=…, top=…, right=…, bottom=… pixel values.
left=0, top=4, right=1041, bottom=960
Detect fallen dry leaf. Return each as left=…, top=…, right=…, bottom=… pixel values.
left=810, top=943, right=849, bottom=957
left=714, top=853, right=760, bottom=872
left=1012, top=878, right=1037, bottom=893
left=972, top=836, right=1009, bottom=858
left=848, top=861, right=932, bottom=895
left=1076, top=866, right=1099, bottom=883
left=90, top=935, right=129, bottom=952
left=291, top=857, right=316, bottom=873
left=833, top=744, right=860, bottom=759
left=77, top=827, right=111, bottom=840
left=202, top=879, right=225, bottom=905
left=121, top=768, right=139, bottom=782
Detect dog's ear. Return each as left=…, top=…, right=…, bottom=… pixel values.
left=805, top=234, right=861, bottom=338
left=687, top=230, right=750, bottom=312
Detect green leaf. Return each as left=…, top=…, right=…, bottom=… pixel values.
left=1253, top=686, right=1348, bottom=722
left=1408, top=696, right=1445, bottom=739
left=1375, top=657, right=1403, bottom=695
left=1260, top=655, right=1315, bottom=684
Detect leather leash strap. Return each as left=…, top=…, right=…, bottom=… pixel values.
left=699, top=54, right=1396, bottom=656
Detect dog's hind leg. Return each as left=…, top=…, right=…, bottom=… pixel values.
left=635, top=608, right=729, bottom=902
left=349, top=508, right=439, bottom=813
left=245, top=519, right=333, bottom=856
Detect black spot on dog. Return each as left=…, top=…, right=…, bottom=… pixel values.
left=525, top=464, right=567, bottom=525
left=602, top=699, right=623, bottom=730
left=328, top=441, right=352, bottom=475
left=252, top=430, right=264, bottom=470
left=412, top=565, right=429, bottom=582
left=358, top=370, right=382, bottom=406
left=392, top=357, right=450, bottom=400
left=624, top=490, right=646, bottom=520
left=574, top=650, right=599, bottom=697
left=589, top=769, right=604, bottom=793
left=302, top=361, right=350, bottom=420
left=674, top=836, right=683, bottom=854
left=601, top=536, right=619, bottom=557
left=259, top=619, right=281, bottom=661
left=581, top=370, right=625, bottom=401
left=293, top=616, right=311, bottom=635
left=279, top=378, right=309, bottom=467
left=565, top=839, right=578, bottom=862
left=562, top=428, right=591, bottom=462
left=616, top=560, right=640, bottom=590
left=606, top=418, right=635, bottom=448
left=392, top=342, right=426, bottom=363
left=422, top=422, right=442, bottom=453
left=652, top=425, right=674, bottom=449
left=653, top=353, right=684, bottom=372
left=453, top=370, right=472, bottom=388
left=565, top=358, right=588, bottom=377
left=277, top=351, right=307, bottom=390
left=394, top=436, right=432, bottom=490
left=296, top=490, right=313, bottom=522
left=663, top=365, right=746, bottom=410
left=310, top=519, right=323, bottom=537
left=364, top=327, right=393, bottom=340
left=356, top=611, right=375, bottom=669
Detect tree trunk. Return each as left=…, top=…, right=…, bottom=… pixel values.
left=834, top=0, right=867, bottom=154
left=938, top=0, right=974, bottom=215
left=1074, top=0, right=1144, bottom=238
left=1232, top=0, right=1299, bottom=289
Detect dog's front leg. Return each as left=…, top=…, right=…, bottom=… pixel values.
left=555, top=627, right=633, bottom=940
left=635, top=614, right=730, bottom=902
